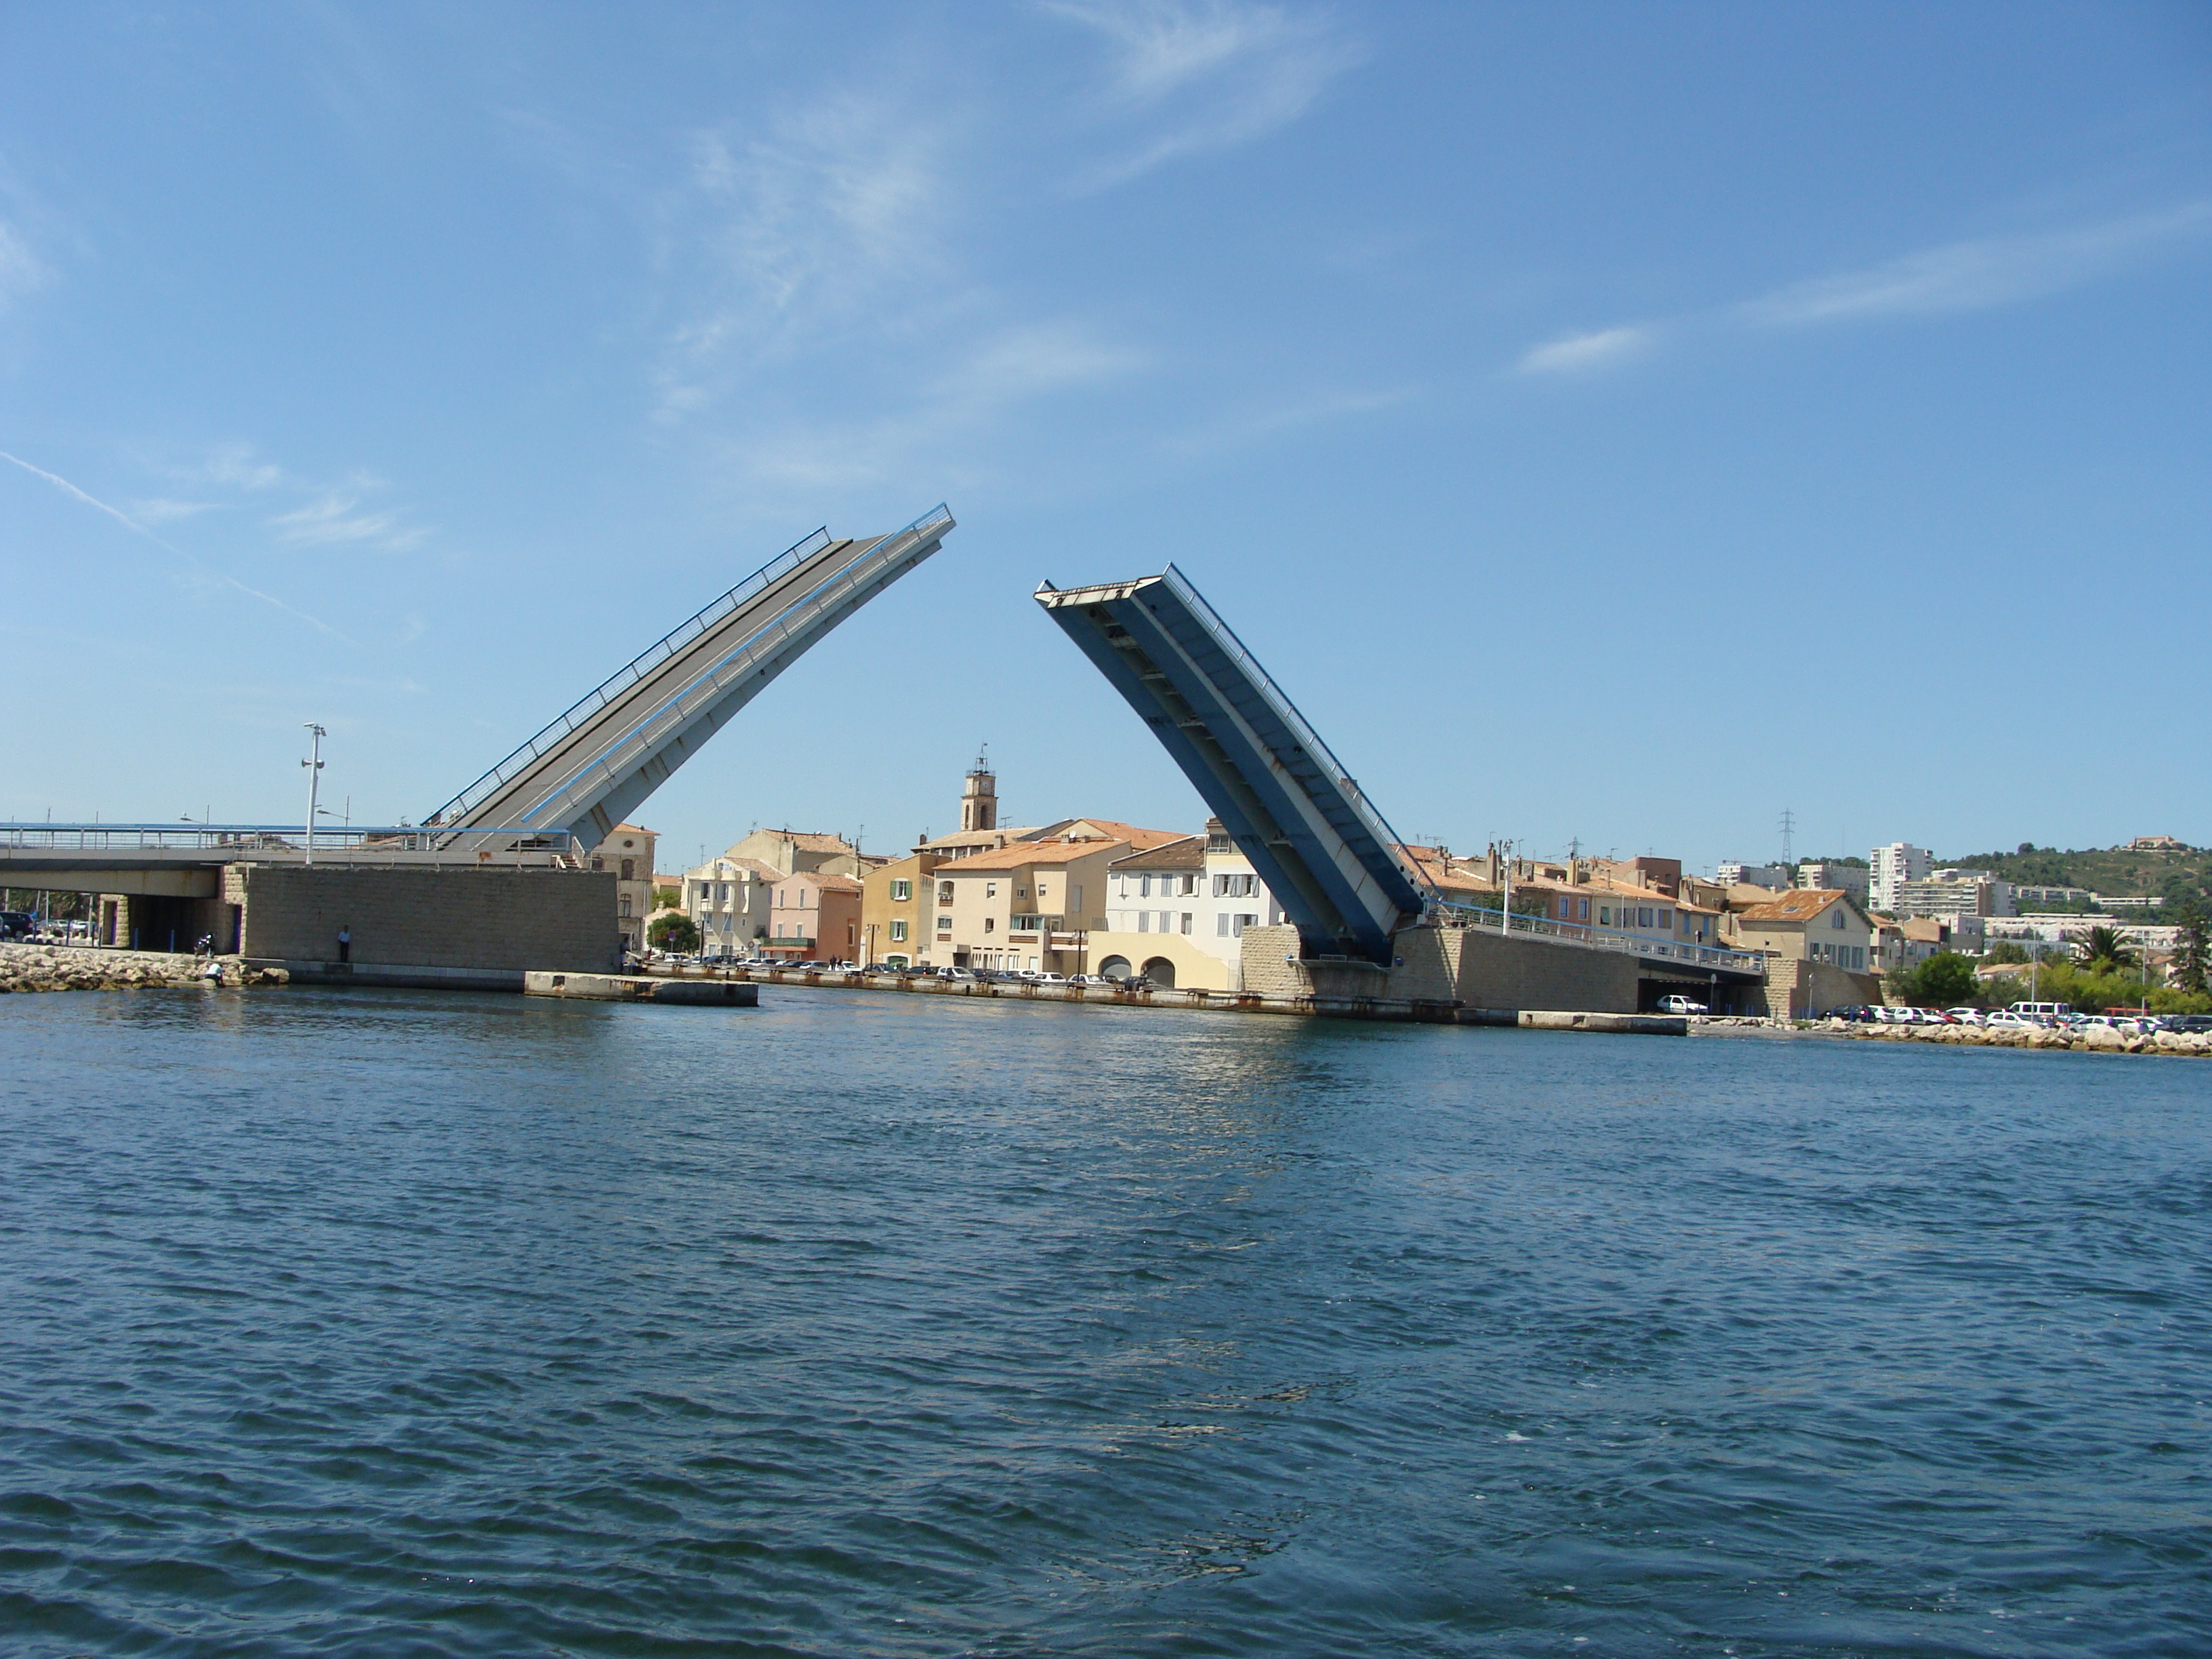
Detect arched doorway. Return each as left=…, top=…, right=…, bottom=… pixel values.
left=1098, top=955, right=1132, bottom=979
left=1141, top=956, right=1176, bottom=988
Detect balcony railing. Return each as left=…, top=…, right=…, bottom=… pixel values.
left=1434, top=901, right=1765, bottom=974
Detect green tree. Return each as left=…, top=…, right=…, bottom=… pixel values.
left=2075, top=926, right=2137, bottom=974
left=2175, top=897, right=2209, bottom=996
left=1985, top=941, right=2029, bottom=965
left=1905, top=951, right=1980, bottom=1007
left=648, top=913, right=701, bottom=954
left=652, top=886, right=682, bottom=912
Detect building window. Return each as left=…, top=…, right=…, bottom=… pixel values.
left=1137, top=912, right=1149, bottom=933
left=1139, top=875, right=1152, bottom=898
left=620, top=859, right=634, bottom=881
left=591, top=857, right=604, bottom=871
left=1832, top=911, right=1845, bottom=928
left=938, top=882, right=954, bottom=903
left=984, top=917, right=995, bottom=933
left=1070, top=885, right=1081, bottom=910
left=986, top=882, right=998, bottom=898
left=619, top=897, right=632, bottom=917
left=890, top=920, right=907, bottom=942
left=1218, top=914, right=1232, bottom=937
left=1639, top=907, right=1654, bottom=928
left=892, top=879, right=912, bottom=901
left=937, top=917, right=952, bottom=931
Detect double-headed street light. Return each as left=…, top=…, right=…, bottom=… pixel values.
left=302, top=723, right=326, bottom=866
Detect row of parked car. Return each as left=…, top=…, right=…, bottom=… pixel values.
left=647, top=955, right=1159, bottom=989
left=1832, top=1004, right=2209, bottom=1036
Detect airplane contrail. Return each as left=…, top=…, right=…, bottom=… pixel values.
left=1, top=449, right=347, bottom=638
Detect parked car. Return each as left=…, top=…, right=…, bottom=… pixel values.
left=1034, top=972, right=1068, bottom=985
left=1657, top=995, right=1708, bottom=1015
left=1945, top=1008, right=1988, bottom=1026
left=1986, top=1010, right=2039, bottom=1030
left=1067, top=972, right=1111, bottom=986
left=0, top=911, right=35, bottom=941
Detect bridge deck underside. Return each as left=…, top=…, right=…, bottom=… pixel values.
left=1038, top=571, right=1424, bottom=964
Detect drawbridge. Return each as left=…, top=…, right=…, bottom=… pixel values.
left=428, top=504, right=954, bottom=848
left=1036, top=566, right=1428, bottom=964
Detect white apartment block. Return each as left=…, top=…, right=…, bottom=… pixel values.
left=1717, top=861, right=1790, bottom=890
left=1797, top=862, right=1869, bottom=899
left=682, top=855, right=779, bottom=958
left=1868, top=843, right=1933, bottom=911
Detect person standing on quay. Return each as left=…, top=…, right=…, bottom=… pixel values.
left=337, top=926, right=351, bottom=965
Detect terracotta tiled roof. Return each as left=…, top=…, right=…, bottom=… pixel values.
left=935, top=838, right=1132, bottom=872
left=1057, top=819, right=1186, bottom=851
left=1108, top=836, right=1205, bottom=870
left=1736, top=888, right=1849, bottom=924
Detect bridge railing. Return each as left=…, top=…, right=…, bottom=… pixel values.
left=1158, top=564, right=1429, bottom=907
left=1431, top=901, right=1766, bottom=974
left=424, top=523, right=838, bottom=828
left=0, top=824, right=571, bottom=857
left=501, top=504, right=953, bottom=835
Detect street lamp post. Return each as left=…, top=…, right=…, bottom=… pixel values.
left=302, top=724, right=326, bottom=866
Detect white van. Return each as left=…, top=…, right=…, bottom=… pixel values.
left=2007, top=1001, right=2072, bottom=1020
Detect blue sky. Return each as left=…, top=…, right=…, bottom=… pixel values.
left=3, top=2, right=2208, bottom=874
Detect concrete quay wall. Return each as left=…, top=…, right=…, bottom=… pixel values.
left=1240, top=923, right=1643, bottom=1015
left=233, top=864, right=620, bottom=983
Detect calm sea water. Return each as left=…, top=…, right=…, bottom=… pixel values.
left=1, top=984, right=2208, bottom=1658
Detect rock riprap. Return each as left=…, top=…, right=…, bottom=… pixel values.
left=0, top=943, right=289, bottom=994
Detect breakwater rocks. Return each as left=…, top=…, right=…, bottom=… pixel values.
left=1822, top=1017, right=2209, bottom=1057
left=0, top=943, right=289, bottom=994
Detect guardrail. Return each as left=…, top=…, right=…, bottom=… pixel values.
left=499, top=504, right=953, bottom=836
left=1434, top=901, right=1765, bottom=974
left=1, top=824, right=572, bottom=856
left=424, top=523, right=838, bottom=829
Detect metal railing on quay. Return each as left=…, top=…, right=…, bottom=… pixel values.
left=1431, top=901, right=1765, bottom=973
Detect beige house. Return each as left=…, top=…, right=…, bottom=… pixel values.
left=586, top=823, right=657, bottom=954
left=859, top=851, right=940, bottom=968
left=723, top=827, right=866, bottom=878
left=928, top=823, right=1183, bottom=973
left=1085, top=820, right=1290, bottom=989
left=1727, top=888, right=1874, bottom=973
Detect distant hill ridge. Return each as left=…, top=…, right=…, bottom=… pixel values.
left=1941, top=843, right=2208, bottom=909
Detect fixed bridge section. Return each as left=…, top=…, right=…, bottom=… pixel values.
left=1036, top=567, right=1427, bottom=964
left=432, top=504, right=954, bottom=847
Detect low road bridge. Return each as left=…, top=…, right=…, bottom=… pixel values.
left=1036, top=566, right=1427, bottom=964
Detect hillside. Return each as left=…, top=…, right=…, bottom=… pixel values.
left=1947, top=843, right=2210, bottom=914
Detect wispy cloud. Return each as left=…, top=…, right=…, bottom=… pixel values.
left=1739, top=203, right=2212, bottom=327
left=1516, top=326, right=1653, bottom=377
left=657, top=92, right=952, bottom=414
left=269, top=489, right=421, bottom=550
left=0, top=450, right=344, bottom=636
left=0, top=218, right=47, bottom=313
left=1511, top=201, right=2212, bottom=380
left=1048, top=0, right=1359, bottom=187
left=131, top=497, right=223, bottom=524
left=724, top=319, right=1145, bottom=495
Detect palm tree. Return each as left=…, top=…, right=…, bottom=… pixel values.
left=2076, top=925, right=2137, bottom=974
